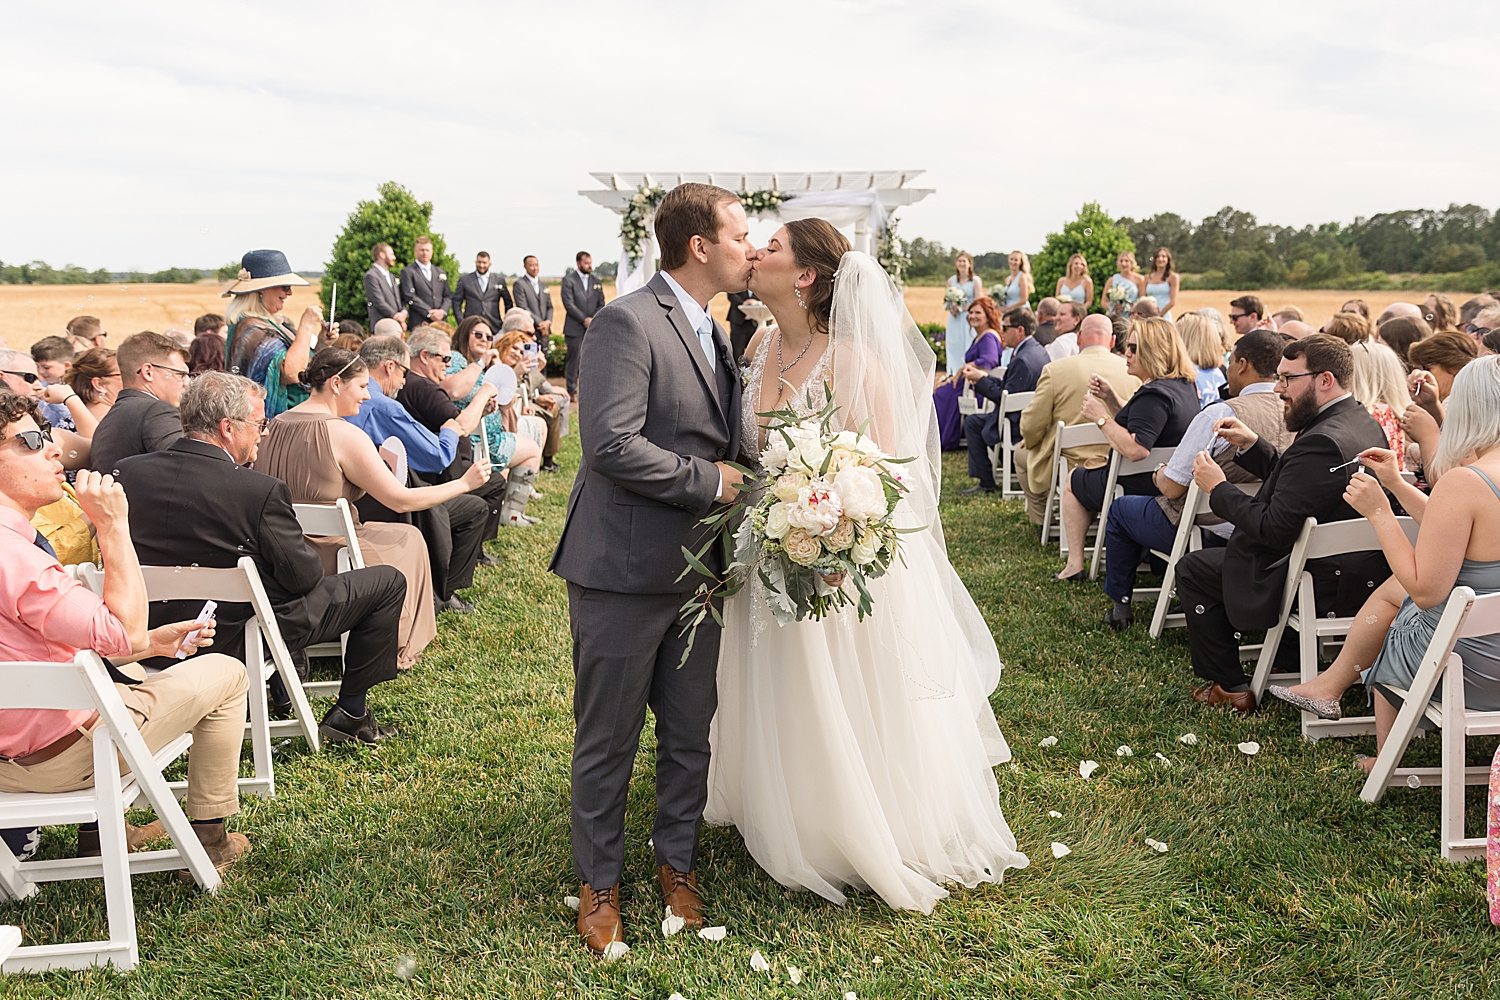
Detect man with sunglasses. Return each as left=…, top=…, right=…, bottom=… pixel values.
left=957, top=306, right=1049, bottom=497
left=88, top=331, right=189, bottom=475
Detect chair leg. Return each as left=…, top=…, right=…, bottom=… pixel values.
left=93, top=729, right=139, bottom=971
left=1440, top=673, right=1466, bottom=861
left=242, top=625, right=276, bottom=798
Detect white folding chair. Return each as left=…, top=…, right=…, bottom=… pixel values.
left=1040, top=421, right=1109, bottom=551
left=0, top=926, right=19, bottom=967
left=293, top=500, right=364, bottom=697
left=1359, top=587, right=1500, bottom=861
left=1088, top=446, right=1177, bottom=580
left=989, top=390, right=1035, bottom=498
left=379, top=435, right=408, bottom=487
left=0, top=651, right=221, bottom=973
left=1145, top=480, right=1259, bottom=639
left=1246, top=515, right=1420, bottom=740
left=476, top=423, right=491, bottom=466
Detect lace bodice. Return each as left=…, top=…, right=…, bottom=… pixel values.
left=741, top=331, right=831, bottom=465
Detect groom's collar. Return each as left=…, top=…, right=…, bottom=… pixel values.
left=658, top=271, right=710, bottom=333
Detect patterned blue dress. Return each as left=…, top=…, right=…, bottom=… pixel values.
left=445, top=355, right=517, bottom=465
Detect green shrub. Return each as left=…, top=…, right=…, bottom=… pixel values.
left=546, top=332, right=567, bottom=377
left=1030, top=203, right=1136, bottom=311
left=323, top=181, right=461, bottom=326
left=917, top=321, right=946, bottom=371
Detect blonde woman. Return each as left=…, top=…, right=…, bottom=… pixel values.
left=998, top=250, right=1033, bottom=309
left=944, top=252, right=985, bottom=376
left=1195, top=307, right=1235, bottom=354
left=1055, top=253, right=1094, bottom=309
left=1057, top=317, right=1201, bottom=580
left=1104, top=251, right=1144, bottom=318
left=1144, top=247, right=1179, bottom=321
left=1350, top=339, right=1413, bottom=470
left=1177, top=313, right=1229, bottom=405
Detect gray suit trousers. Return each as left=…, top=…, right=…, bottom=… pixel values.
left=568, top=583, right=721, bottom=888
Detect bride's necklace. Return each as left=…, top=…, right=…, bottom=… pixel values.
left=776, top=329, right=815, bottom=376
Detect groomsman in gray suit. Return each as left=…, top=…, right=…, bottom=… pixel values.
left=399, top=236, right=452, bottom=327
left=363, top=242, right=407, bottom=330
left=512, top=254, right=553, bottom=337
left=561, top=251, right=607, bottom=399
left=452, top=251, right=513, bottom=328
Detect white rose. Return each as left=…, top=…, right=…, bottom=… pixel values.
left=760, top=434, right=791, bottom=474
left=783, top=527, right=822, bottom=566
left=773, top=472, right=807, bottom=504
left=764, top=502, right=791, bottom=540
left=851, top=529, right=880, bottom=565
left=834, top=466, right=888, bottom=523
left=827, top=517, right=856, bottom=551
left=786, top=482, right=843, bottom=535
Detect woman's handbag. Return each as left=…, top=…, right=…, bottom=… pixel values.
left=1488, top=743, right=1500, bottom=927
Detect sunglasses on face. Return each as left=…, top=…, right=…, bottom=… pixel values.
left=3, top=370, right=40, bottom=384
left=472, top=331, right=493, bottom=341
left=1124, top=342, right=1138, bottom=353
left=427, top=352, right=453, bottom=365
left=9, top=428, right=53, bottom=451
left=1228, top=312, right=1248, bottom=322
left=239, top=416, right=270, bottom=432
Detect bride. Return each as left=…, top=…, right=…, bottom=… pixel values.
left=705, top=218, right=1029, bottom=913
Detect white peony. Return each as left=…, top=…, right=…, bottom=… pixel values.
left=784, top=422, right=825, bottom=473
left=786, top=482, right=843, bottom=535
left=760, top=432, right=791, bottom=474
left=851, top=529, right=880, bottom=565
left=772, top=472, right=807, bottom=504
left=834, top=465, right=888, bottom=523
left=764, top=502, right=791, bottom=540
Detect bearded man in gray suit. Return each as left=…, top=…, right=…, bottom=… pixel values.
left=550, top=183, right=753, bottom=957
left=560, top=250, right=608, bottom=399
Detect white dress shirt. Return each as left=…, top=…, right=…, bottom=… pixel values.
left=1046, top=331, right=1079, bottom=363
left=375, top=264, right=393, bottom=287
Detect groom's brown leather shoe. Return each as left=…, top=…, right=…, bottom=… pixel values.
left=658, top=864, right=706, bottom=928
left=576, top=882, right=624, bottom=956
left=1205, top=683, right=1258, bottom=716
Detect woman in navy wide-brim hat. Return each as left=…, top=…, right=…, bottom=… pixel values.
left=223, top=249, right=321, bottom=417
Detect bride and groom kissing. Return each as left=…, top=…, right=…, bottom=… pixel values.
left=549, top=183, right=1028, bottom=957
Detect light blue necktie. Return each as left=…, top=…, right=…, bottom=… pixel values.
left=696, top=315, right=717, bottom=373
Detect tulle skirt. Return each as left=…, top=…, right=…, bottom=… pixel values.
left=706, top=528, right=1029, bottom=913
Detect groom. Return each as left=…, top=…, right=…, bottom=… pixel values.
left=550, top=183, right=752, bottom=955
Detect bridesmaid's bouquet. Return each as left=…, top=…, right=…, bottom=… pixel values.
left=943, top=286, right=967, bottom=312
left=673, top=386, right=916, bottom=665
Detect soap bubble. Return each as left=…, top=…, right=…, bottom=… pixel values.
left=1084, top=228, right=1093, bottom=236
left=1426, top=313, right=1434, bottom=321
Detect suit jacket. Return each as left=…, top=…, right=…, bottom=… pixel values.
left=1032, top=320, right=1058, bottom=347
left=550, top=272, right=740, bottom=594
left=512, top=275, right=553, bottom=326
left=1209, top=395, right=1392, bottom=628
left=363, top=266, right=403, bottom=328
left=452, top=270, right=513, bottom=327
left=973, top=335, right=1049, bottom=447
left=399, top=262, right=453, bottom=326
left=114, top=438, right=329, bottom=656
left=1019, top=346, right=1141, bottom=495
left=88, top=388, right=182, bottom=473
left=560, top=271, right=607, bottom=340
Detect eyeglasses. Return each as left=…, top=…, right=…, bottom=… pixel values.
left=141, top=362, right=192, bottom=380
left=7, top=428, right=53, bottom=451
left=1274, top=371, right=1319, bottom=388
left=238, top=416, right=270, bottom=432
left=1228, top=312, right=1248, bottom=322
left=424, top=351, right=452, bottom=365
left=1465, top=323, right=1491, bottom=336
left=471, top=331, right=493, bottom=340
left=1123, top=342, right=1139, bottom=354
left=2, top=370, right=40, bottom=384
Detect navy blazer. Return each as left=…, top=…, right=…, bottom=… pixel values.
left=973, top=336, right=1048, bottom=447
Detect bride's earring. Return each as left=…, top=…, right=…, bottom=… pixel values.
left=794, top=285, right=807, bottom=310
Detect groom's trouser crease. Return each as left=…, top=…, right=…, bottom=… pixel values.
left=569, top=583, right=721, bottom=889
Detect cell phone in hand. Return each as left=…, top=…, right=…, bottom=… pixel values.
left=523, top=342, right=539, bottom=357
left=175, top=600, right=217, bottom=659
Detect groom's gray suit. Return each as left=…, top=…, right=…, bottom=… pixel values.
left=550, top=271, right=741, bottom=890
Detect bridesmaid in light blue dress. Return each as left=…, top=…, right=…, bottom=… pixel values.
left=944, top=252, right=983, bottom=376
left=1144, top=247, right=1179, bottom=321
left=1054, top=253, right=1094, bottom=310
left=998, top=250, right=1033, bottom=310
left=1103, top=251, right=1143, bottom=319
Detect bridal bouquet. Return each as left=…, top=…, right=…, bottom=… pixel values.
left=674, top=386, right=916, bottom=664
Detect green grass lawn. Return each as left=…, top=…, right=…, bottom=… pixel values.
left=4, top=439, right=1498, bottom=998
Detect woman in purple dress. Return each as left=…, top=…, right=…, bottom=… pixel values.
left=935, top=296, right=1003, bottom=450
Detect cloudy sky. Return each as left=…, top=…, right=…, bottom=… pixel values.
left=3, top=0, right=1497, bottom=274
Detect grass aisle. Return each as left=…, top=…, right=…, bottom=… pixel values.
left=4, top=441, right=1497, bottom=998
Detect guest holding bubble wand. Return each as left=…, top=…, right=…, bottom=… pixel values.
left=223, top=249, right=323, bottom=417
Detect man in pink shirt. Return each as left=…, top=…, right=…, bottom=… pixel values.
left=0, top=392, right=252, bottom=871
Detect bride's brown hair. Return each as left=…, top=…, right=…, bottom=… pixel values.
left=785, top=218, right=852, bottom=336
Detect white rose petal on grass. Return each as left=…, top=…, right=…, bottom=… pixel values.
left=872, top=956, right=883, bottom=966
left=846, top=993, right=859, bottom=1000
left=1051, top=842, right=1072, bottom=858
left=1178, top=733, right=1199, bottom=745
left=1116, top=745, right=1133, bottom=757
left=1145, top=838, right=1170, bottom=853
left=1038, top=735, right=1058, bottom=747
left=787, top=966, right=803, bottom=985
left=669, top=994, right=689, bottom=1000
left=662, top=907, right=686, bottom=937
left=600, top=940, right=630, bottom=963
left=1048, top=810, right=1063, bottom=819
left=564, top=895, right=581, bottom=911
left=1238, top=741, right=1261, bottom=756
left=698, top=926, right=728, bottom=942
left=1155, top=753, right=1171, bottom=765
left=750, top=950, right=772, bottom=973
left=1079, top=760, right=1100, bottom=779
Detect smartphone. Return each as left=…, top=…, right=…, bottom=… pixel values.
left=523, top=342, right=539, bottom=358
left=175, top=600, right=217, bottom=659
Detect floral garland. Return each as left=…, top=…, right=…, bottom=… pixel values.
left=877, top=215, right=909, bottom=287
left=620, top=184, right=666, bottom=268
left=739, top=188, right=789, bottom=218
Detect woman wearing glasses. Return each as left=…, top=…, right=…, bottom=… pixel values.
left=444, top=317, right=544, bottom=521
left=224, top=249, right=326, bottom=417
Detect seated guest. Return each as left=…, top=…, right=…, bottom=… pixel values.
left=1269, top=364, right=1500, bottom=744
left=257, top=349, right=484, bottom=663
left=1323, top=311, right=1374, bottom=344
left=1468, top=305, right=1500, bottom=340
left=2, top=350, right=93, bottom=470
left=223, top=249, right=320, bottom=417
left=349, top=335, right=494, bottom=610
left=1349, top=340, right=1412, bottom=469
left=1101, top=330, right=1292, bottom=629
left=0, top=394, right=251, bottom=866
left=1032, top=297, right=1061, bottom=347
left=1273, top=304, right=1306, bottom=328
left=1019, top=315, right=1141, bottom=527
left=29, top=336, right=81, bottom=431
left=187, top=314, right=227, bottom=375
left=506, top=309, right=570, bottom=473
left=1376, top=301, right=1422, bottom=328
left=66, top=315, right=107, bottom=354
left=1045, top=300, right=1085, bottom=362
left=1228, top=295, right=1269, bottom=338
left=491, top=328, right=550, bottom=463
left=1056, top=317, right=1199, bottom=580
left=1339, top=299, right=1368, bottom=322
left=87, top=331, right=186, bottom=473
left=194, top=312, right=227, bottom=340
left=115, top=373, right=408, bottom=745
left=1129, top=297, right=1160, bottom=320
left=1424, top=293, right=1459, bottom=332
left=1377, top=314, right=1431, bottom=367
left=957, top=307, right=1048, bottom=497
left=1176, top=312, right=1228, bottom=405
left=63, top=348, right=120, bottom=424
left=1278, top=320, right=1315, bottom=340
left=1460, top=294, right=1497, bottom=328
left=1176, top=335, right=1389, bottom=713
left=1404, top=331, right=1480, bottom=464
left=935, top=297, right=1003, bottom=450
left=446, top=316, right=545, bottom=516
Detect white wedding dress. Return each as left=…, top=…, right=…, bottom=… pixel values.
left=705, top=252, right=1029, bottom=914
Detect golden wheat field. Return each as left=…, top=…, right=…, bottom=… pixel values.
left=0, top=280, right=1456, bottom=350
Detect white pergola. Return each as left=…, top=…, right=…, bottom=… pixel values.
left=582, top=171, right=934, bottom=289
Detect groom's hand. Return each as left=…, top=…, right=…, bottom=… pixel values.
left=715, top=462, right=745, bottom=504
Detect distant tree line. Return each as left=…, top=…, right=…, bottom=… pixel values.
left=0, top=260, right=207, bottom=284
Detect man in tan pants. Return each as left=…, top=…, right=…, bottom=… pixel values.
left=0, top=392, right=250, bottom=869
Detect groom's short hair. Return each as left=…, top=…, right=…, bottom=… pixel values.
left=656, top=183, right=741, bottom=271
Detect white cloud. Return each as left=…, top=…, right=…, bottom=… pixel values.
left=2, top=0, right=1496, bottom=272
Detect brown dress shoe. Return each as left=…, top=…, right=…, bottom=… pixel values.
left=658, top=864, right=706, bottom=928
left=577, top=882, right=625, bottom=956
left=1191, top=683, right=1214, bottom=704
left=1205, top=683, right=1257, bottom=715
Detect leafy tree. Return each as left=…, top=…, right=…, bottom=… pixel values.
left=1029, top=203, right=1135, bottom=310
left=323, top=181, right=460, bottom=325
left=1118, top=212, right=1193, bottom=270
left=902, top=236, right=953, bottom=281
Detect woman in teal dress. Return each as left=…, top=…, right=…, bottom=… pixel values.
left=223, top=249, right=321, bottom=417
left=1103, top=252, right=1143, bottom=319
left=446, top=316, right=518, bottom=466
left=1143, top=247, right=1179, bottom=321
left=943, top=252, right=983, bottom=376
left=997, top=250, right=1033, bottom=310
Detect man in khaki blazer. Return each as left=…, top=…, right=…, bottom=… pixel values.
left=1018, top=314, right=1141, bottom=525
